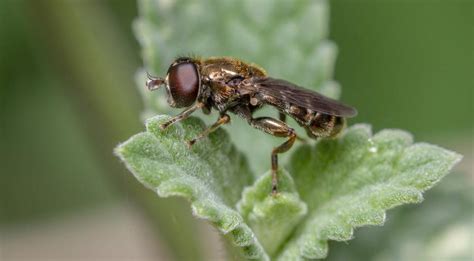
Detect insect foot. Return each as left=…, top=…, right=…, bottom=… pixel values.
left=186, top=139, right=196, bottom=149
left=271, top=181, right=280, bottom=196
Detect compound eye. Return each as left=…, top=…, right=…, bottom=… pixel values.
left=168, top=62, right=200, bottom=107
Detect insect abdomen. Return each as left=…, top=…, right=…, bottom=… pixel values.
left=305, top=113, right=345, bottom=139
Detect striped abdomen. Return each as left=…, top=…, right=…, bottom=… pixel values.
left=305, top=112, right=345, bottom=139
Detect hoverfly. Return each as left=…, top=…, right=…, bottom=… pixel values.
left=146, top=57, right=357, bottom=194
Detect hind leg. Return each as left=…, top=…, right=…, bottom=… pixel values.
left=249, top=117, right=296, bottom=195
left=232, top=106, right=298, bottom=194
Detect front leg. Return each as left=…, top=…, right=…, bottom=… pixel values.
left=187, top=114, right=230, bottom=147
left=160, top=102, right=205, bottom=129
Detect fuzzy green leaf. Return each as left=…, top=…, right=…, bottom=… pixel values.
left=116, top=115, right=268, bottom=259
left=116, top=117, right=461, bottom=259
left=237, top=170, right=307, bottom=256
left=276, top=125, right=461, bottom=259
left=326, top=172, right=474, bottom=261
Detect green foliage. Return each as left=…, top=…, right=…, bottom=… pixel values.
left=326, top=173, right=474, bottom=261
left=276, top=126, right=461, bottom=260
left=238, top=170, right=307, bottom=256
left=116, top=0, right=464, bottom=259
left=116, top=117, right=461, bottom=259
left=116, top=116, right=267, bottom=259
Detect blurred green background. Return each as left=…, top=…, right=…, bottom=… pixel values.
left=1, top=0, right=472, bottom=260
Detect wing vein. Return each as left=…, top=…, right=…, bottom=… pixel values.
left=242, top=77, right=357, bottom=117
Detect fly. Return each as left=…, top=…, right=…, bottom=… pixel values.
left=146, top=56, right=357, bottom=195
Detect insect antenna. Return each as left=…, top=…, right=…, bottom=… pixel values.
left=146, top=71, right=165, bottom=91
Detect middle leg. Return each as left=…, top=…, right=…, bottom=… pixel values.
left=279, top=112, right=286, bottom=122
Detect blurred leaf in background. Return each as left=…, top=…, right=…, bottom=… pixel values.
left=0, top=0, right=122, bottom=224
left=1, top=0, right=207, bottom=260
left=331, top=0, right=473, bottom=141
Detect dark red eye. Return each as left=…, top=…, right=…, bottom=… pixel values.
left=167, top=62, right=200, bottom=107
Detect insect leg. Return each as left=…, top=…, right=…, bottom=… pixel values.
left=249, top=117, right=296, bottom=195
left=187, top=114, right=230, bottom=147
left=278, top=112, right=309, bottom=142
left=279, top=112, right=286, bottom=122
left=160, top=102, right=204, bottom=129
